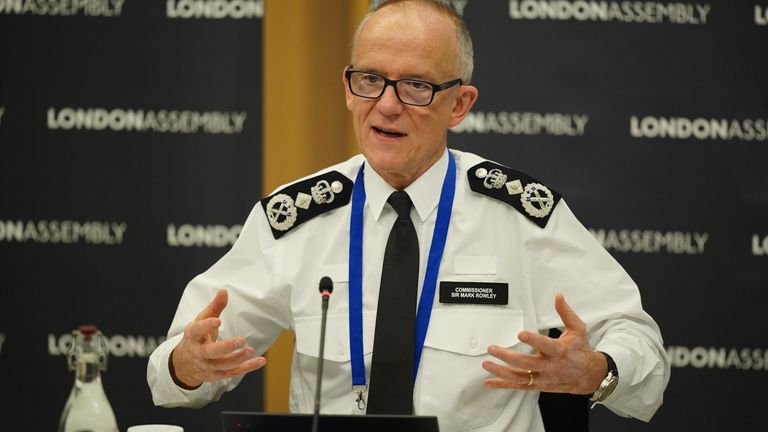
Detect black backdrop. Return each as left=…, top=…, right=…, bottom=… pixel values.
left=450, top=0, right=768, bottom=430
left=0, top=1, right=264, bottom=431
left=2, top=0, right=768, bottom=431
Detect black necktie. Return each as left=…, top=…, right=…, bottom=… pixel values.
left=366, top=191, right=419, bottom=415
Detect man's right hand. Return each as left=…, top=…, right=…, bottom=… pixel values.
left=170, top=288, right=267, bottom=389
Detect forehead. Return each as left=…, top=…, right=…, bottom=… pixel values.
left=352, top=4, right=458, bottom=80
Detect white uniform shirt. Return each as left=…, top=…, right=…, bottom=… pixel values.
left=148, top=149, right=669, bottom=432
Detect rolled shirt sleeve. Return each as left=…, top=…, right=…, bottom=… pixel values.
left=147, top=203, right=291, bottom=408
left=528, top=200, right=670, bottom=421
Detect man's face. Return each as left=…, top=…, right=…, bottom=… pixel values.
left=344, top=4, right=478, bottom=188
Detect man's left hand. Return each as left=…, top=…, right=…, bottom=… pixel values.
left=481, top=293, right=607, bottom=395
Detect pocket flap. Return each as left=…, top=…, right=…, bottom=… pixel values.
left=294, top=311, right=375, bottom=362
left=424, top=308, right=523, bottom=356
left=454, top=256, right=497, bottom=275
left=316, top=263, right=349, bottom=283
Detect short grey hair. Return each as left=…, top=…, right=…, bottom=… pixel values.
left=353, top=0, right=474, bottom=84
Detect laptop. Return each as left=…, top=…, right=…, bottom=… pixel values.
left=221, top=411, right=440, bottom=432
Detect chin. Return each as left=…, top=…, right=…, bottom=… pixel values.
left=365, top=152, right=407, bottom=175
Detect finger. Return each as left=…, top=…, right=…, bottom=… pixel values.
left=186, top=317, right=221, bottom=342
left=484, top=378, right=532, bottom=390
left=195, top=288, right=229, bottom=321
left=481, top=360, right=530, bottom=384
left=517, top=331, right=559, bottom=356
left=210, top=346, right=257, bottom=370
left=555, top=293, right=585, bottom=333
left=487, top=345, right=541, bottom=370
left=201, top=337, right=247, bottom=359
left=211, top=356, right=267, bottom=380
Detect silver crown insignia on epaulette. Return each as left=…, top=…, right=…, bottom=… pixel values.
left=476, top=168, right=508, bottom=189
left=311, top=180, right=344, bottom=204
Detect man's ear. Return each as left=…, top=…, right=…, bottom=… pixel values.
left=447, top=84, right=478, bottom=128
left=343, top=66, right=354, bottom=110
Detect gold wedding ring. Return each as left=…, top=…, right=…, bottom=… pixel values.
left=527, top=370, right=534, bottom=386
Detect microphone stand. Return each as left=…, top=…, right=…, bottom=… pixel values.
left=312, top=277, right=333, bottom=432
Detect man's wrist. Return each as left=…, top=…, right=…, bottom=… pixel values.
left=587, top=350, right=609, bottom=394
left=169, top=348, right=203, bottom=390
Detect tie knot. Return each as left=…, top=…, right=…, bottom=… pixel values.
left=387, top=191, right=413, bottom=220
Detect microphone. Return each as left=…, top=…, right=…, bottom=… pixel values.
left=312, top=276, right=333, bottom=432
left=319, top=276, right=333, bottom=297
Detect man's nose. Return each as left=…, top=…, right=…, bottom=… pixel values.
left=376, top=84, right=404, bottom=115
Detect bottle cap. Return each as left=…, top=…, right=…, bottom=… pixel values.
left=78, top=325, right=98, bottom=335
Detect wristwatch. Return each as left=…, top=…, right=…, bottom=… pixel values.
left=589, top=351, right=618, bottom=406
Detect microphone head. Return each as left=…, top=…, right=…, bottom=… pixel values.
left=319, top=276, right=333, bottom=294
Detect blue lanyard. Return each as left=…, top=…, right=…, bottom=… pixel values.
left=348, top=151, right=456, bottom=388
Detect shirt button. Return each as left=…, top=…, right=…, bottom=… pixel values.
left=470, top=337, right=478, bottom=349
left=337, top=343, right=345, bottom=356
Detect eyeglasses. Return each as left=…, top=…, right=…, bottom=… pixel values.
left=345, top=67, right=462, bottom=107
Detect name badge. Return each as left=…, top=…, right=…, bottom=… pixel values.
left=439, top=281, right=508, bottom=305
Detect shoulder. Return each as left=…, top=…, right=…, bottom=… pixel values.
left=452, top=149, right=562, bottom=228
left=260, top=155, right=364, bottom=239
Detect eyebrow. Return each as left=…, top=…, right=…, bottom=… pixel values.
left=352, top=65, right=435, bottom=82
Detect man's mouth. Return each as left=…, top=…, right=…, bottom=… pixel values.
left=373, top=126, right=406, bottom=138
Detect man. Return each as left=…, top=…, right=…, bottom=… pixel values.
left=148, top=1, right=670, bottom=430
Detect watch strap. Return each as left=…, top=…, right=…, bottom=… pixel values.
left=602, top=351, right=618, bottom=378
left=589, top=351, right=619, bottom=404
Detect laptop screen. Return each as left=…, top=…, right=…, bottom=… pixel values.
left=221, top=411, right=440, bottom=432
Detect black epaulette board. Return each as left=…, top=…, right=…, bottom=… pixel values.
left=260, top=170, right=353, bottom=239
left=467, top=160, right=561, bottom=228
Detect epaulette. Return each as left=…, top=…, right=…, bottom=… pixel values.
left=260, top=170, right=353, bottom=239
left=467, top=160, right=561, bottom=228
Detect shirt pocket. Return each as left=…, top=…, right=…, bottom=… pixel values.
left=419, top=308, right=524, bottom=431
left=293, top=311, right=377, bottom=413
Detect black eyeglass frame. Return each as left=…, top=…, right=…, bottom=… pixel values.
left=345, top=66, right=463, bottom=107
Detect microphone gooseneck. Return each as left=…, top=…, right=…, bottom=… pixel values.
left=312, top=276, right=333, bottom=432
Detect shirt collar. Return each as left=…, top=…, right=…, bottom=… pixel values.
left=363, top=148, right=449, bottom=222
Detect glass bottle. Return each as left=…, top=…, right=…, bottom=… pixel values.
left=58, top=325, right=119, bottom=432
